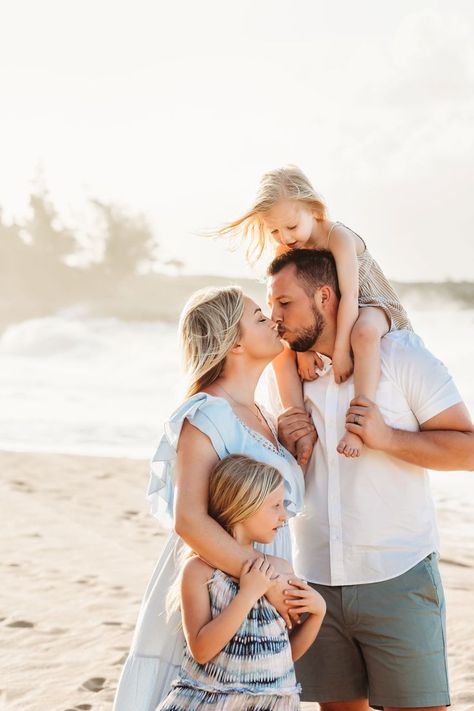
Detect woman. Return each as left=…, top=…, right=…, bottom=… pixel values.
left=113, top=286, right=306, bottom=711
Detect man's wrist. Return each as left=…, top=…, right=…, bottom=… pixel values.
left=377, top=425, right=397, bottom=454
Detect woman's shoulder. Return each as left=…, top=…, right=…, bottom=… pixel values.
left=164, top=392, right=239, bottom=458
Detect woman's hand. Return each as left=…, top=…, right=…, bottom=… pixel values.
left=332, top=348, right=353, bottom=384
left=284, top=578, right=326, bottom=617
left=265, top=573, right=303, bottom=629
left=296, top=351, right=324, bottom=382
left=238, top=558, right=275, bottom=602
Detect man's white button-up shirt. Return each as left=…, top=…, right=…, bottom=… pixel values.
left=289, top=330, right=462, bottom=586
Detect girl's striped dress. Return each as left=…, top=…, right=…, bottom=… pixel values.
left=329, top=222, right=412, bottom=332
left=157, top=569, right=301, bottom=711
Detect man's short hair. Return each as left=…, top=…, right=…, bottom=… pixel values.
left=267, top=249, right=341, bottom=299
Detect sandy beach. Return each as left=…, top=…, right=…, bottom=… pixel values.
left=2, top=450, right=473, bottom=711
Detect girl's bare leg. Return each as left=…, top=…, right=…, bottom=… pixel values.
left=337, top=307, right=389, bottom=458
left=272, top=346, right=316, bottom=465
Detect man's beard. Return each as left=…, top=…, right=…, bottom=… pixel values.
left=289, top=304, right=325, bottom=352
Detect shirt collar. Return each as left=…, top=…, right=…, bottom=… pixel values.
left=315, top=353, right=333, bottom=377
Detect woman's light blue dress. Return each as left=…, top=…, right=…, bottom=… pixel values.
left=113, top=393, right=304, bottom=711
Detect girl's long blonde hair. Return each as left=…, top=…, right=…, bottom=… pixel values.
left=217, top=165, right=327, bottom=262
left=166, top=455, right=283, bottom=620
left=179, top=286, right=245, bottom=398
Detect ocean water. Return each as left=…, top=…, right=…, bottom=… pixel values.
left=1, top=307, right=473, bottom=542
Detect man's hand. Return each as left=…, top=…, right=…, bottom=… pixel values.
left=345, top=396, right=392, bottom=451
left=278, top=407, right=317, bottom=456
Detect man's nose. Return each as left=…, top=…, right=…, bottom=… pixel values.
left=270, top=305, right=281, bottom=322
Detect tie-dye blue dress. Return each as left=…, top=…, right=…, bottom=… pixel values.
left=157, top=569, right=301, bottom=711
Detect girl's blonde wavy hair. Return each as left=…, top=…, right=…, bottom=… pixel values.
left=166, top=455, right=283, bottom=621
left=208, top=454, right=283, bottom=534
left=217, top=165, right=327, bottom=263
left=179, top=286, right=245, bottom=398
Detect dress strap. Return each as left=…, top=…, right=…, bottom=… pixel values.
left=326, top=221, right=341, bottom=248
left=327, top=221, right=367, bottom=252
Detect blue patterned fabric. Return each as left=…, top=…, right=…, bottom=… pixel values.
left=157, top=570, right=301, bottom=711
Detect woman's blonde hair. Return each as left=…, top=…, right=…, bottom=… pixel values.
left=179, top=286, right=245, bottom=398
left=166, top=455, right=283, bottom=620
left=208, top=454, right=283, bottom=534
left=217, top=165, right=327, bottom=262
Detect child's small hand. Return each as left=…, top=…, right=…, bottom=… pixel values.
left=296, top=351, right=324, bottom=382
left=239, top=558, right=275, bottom=602
left=284, top=578, right=326, bottom=618
left=332, top=349, right=353, bottom=384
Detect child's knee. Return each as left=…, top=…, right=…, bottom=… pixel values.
left=351, top=320, right=380, bottom=349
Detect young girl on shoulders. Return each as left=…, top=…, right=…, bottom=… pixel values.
left=219, top=166, right=412, bottom=462
left=158, top=454, right=325, bottom=711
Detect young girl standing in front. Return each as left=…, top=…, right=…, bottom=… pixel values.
left=219, top=166, right=412, bottom=462
left=158, top=454, right=325, bottom=711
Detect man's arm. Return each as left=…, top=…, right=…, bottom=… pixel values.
left=346, top=397, right=474, bottom=470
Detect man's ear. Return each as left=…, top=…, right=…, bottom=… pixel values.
left=316, top=285, right=332, bottom=307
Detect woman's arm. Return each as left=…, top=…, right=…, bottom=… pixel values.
left=328, top=228, right=360, bottom=383
left=174, top=419, right=255, bottom=578
left=173, top=420, right=298, bottom=627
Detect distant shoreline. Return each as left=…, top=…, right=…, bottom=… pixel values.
left=2, top=269, right=473, bottom=332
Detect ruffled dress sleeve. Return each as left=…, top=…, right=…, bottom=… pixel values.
left=147, top=393, right=239, bottom=529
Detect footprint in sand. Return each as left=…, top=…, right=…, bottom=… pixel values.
left=7, top=620, right=34, bottom=628
left=12, top=480, right=34, bottom=493
left=123, top=510, right=140, bottom=519
left=81, top=677, right=106, bottom=692
left=113, top=652, right=128, bottom=665
left=76, top=575, right=98, bottom=585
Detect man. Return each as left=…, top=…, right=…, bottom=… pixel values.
left=266, top=248, right=474, bottom=711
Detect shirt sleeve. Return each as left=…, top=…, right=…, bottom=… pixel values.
left=383, top=331, right=463, bottom=425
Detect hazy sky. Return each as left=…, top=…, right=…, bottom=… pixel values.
left=1, top=0, right=473, bottom=280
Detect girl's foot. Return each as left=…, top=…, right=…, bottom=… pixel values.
left=296, top=432, right=317, bottom=466
left=337, top=430, right=363, bottom=458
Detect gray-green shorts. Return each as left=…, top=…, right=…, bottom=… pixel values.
left=295, top=553, right=450, bottom=709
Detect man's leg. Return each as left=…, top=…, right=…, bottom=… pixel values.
left=319, top=701, right=371, bottom=711
left=295, top=584, right=369, bottom=705
left=385, top=707, right=447, bottom=711
left=355, top=554, right=450, bottom=710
